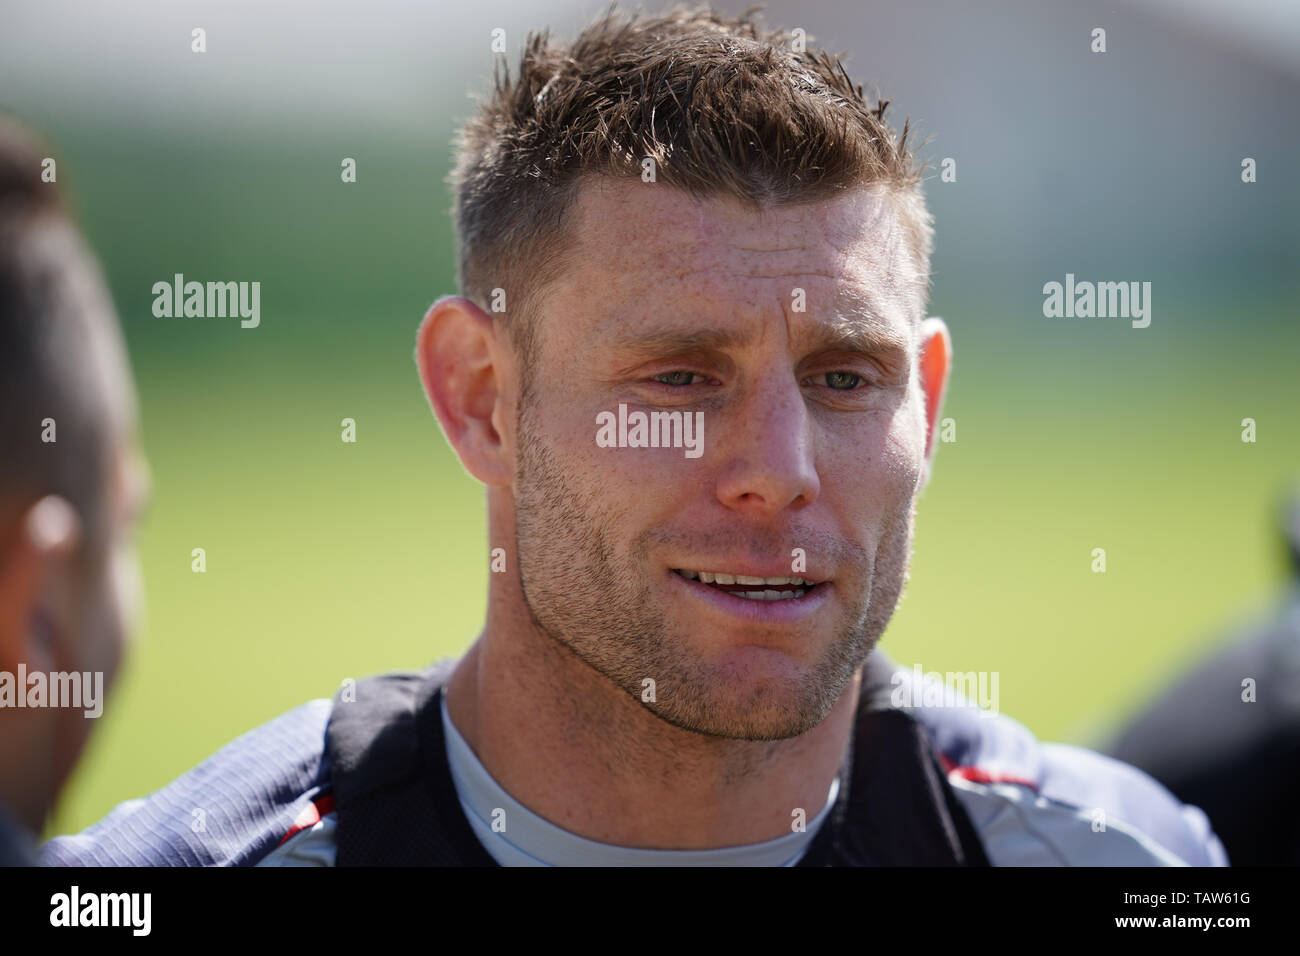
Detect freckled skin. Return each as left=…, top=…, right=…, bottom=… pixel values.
left=425, top=176, right=951, bottom=846
left=515, top=178, right=930, bottom=740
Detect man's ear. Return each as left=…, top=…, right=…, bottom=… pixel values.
left=917, top=317, right=953, bottom=487
left=0, top=496, right=81, bottom=672
left=415, top=296, right=514, bottom=486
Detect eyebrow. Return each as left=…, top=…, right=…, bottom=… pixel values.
left=806, top=316, right=915, bottom=356
left=607, top=326, right=752, bottom=358
left=604, top=315, right=914, bottom=361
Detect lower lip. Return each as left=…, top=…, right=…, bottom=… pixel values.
left=667, top=570, right=831, bottom=625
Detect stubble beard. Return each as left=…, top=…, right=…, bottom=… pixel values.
left=512, top=393, right=916, bottom=742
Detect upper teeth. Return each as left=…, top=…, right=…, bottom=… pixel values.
left=676, top=570, right=807, bottom=586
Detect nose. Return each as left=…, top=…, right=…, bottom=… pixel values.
left=713, top=367, right=820, bottom=518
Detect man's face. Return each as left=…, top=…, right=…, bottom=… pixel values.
left=512, top=177, right=937, bottom=741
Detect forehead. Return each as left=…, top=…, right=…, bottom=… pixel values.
left=550, top=177, right=924, bottom=334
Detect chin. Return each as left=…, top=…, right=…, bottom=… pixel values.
left=654, top=648, right=831, bottom=740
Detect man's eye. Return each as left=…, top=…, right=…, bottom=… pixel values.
left=819, top=371, right=863, bottom=390
left=653, top=370, right=702, bottom=387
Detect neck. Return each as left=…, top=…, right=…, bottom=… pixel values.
left=445, top=578, right=860, bottom=850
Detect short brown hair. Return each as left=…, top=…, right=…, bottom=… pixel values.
left=450, top=3, right=932, bottom=360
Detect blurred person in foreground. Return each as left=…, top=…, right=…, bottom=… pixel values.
left=45, top=5, right=1224, bottom=867
left=1109, top=491, right=1300, bottom=866
left=0, top=117, right=149, bottom=865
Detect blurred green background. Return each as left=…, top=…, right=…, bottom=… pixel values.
left=0, top=0, right=1294, bottom=837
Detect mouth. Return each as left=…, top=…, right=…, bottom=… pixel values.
left=670, top=568, right=822, bottom=602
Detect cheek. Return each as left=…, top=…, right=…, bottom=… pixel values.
left=827, top=411, right=925, bottom=506
left=886, top=421, right=927, bottom=492
left=881, top=393, right=929, bottom=483
left=560, top=403, right=685, bottom=509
